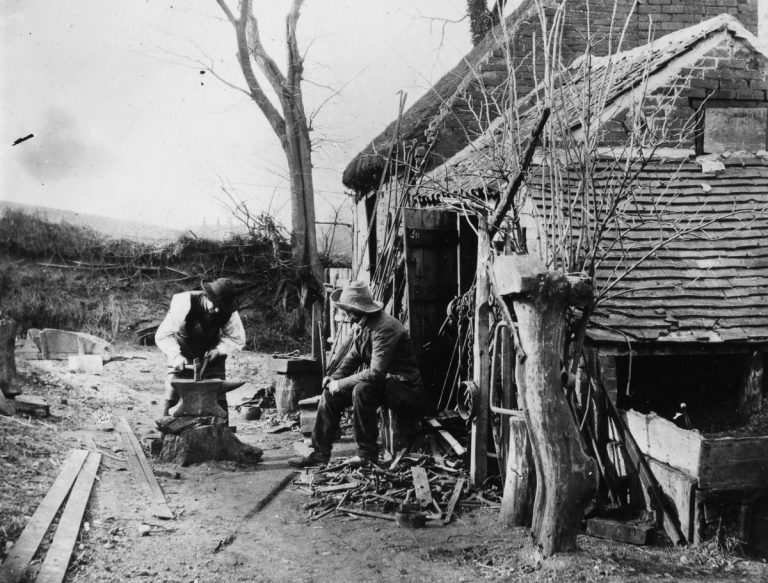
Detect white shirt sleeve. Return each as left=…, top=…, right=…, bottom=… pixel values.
left=216, top=311, right=246, bottom=355
left=154, top=293, right=191, bottom=362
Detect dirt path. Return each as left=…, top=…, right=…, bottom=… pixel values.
left=2, top=344, right=767, bottom=582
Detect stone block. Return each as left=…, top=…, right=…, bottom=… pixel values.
left=67, top=355, right=104, bottom=374
left=39, top=329, right=112, bottom=360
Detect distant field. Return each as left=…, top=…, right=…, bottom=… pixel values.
left=0, top=200, right=182, bottom=242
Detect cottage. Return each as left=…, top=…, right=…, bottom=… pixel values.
left=341, top=2, right=767, bottom=550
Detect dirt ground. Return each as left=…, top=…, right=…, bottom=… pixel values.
left=2, top=344, right=768, bottom=583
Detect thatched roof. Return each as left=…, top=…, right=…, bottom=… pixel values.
left=341, top=0, right=539, bottom=193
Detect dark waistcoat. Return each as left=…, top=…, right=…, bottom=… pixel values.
left=175, top=291, right=232, bottom=359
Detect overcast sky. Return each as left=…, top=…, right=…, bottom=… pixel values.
left=1, top=0, right=473, bottom=230
left=2, top=2, right=765, bottom=232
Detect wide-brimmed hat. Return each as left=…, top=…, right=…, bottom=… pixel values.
left=201, top=278, right=238, bottom=312
left=330, top=281, right=382, bottom=314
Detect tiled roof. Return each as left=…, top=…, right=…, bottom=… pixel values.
left=413, top=16, right=768, bottom=345
left=581, top=157, right=768, bottom=344
left=418, top=15, right=757, bottom=197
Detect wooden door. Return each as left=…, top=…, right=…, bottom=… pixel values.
left=403, top=209, right=459, bottom=411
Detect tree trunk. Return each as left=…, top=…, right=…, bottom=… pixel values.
left=499, top=412, right=535, bottom=527
left=157, top=424, right=263, bottom=467
left=510, top=271, right=597, bottom=556
left=0, top=317, right=20, bottom=398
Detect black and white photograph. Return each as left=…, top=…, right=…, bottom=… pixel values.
left=2, top=1, right=768, bottom=581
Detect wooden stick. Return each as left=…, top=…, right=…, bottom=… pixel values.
left=443, top=478, right=466, bottom=525
left=489, top=107, right=551, bottom=236
left=342, top=508, right=396, bottom=521
left=0, top=450, right=89, bottom=583
left=35, top=452, right=101, bottom=583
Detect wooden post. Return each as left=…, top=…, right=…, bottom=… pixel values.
left=470, top=226, right=491, bottom=487
left=499, top=412, right=535, bottom=527
left=311, top=301, right=323, bottom=363
left=738, top=351, right=763, bottom=423
left=0, top=316, right=19, bottom=399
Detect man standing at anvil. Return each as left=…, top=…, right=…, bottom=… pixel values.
left=155, top=277, right=245, bottom=422
left=290, top=281, right=425, bottom=468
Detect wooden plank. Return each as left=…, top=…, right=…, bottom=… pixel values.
left=411, top=467, right=434, bottom=508
left=607, top=399, right=686, bottom=545
left=113, top=417, right=174, bottom=519
left=35, top=452, right=101, bottom=583
left=647, top=458, right=697, bottom=543
left=12, top=395, right=50, bottom=417
left=623, top=410, right=703, bottom=477
left=425, top=418, right=466, bottom=456
left=0, top=450, right=88, bottom=582
left=586, top=517, right=653, bottom=545
left=698, top=436, right=768, bottom=491
left=443, top=477, right=465, bottom=525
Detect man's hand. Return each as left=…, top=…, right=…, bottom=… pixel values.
left=171, top=355, right=188, bottom=372
left=322, top=376, right=340, bottom=395
left=205, top=348, right=221, bottom=360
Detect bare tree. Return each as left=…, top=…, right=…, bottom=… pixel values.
left=215, top=0, right=323, bottom=307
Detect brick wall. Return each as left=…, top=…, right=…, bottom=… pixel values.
left=600, top=35, right=768, bottom=148
left=428, top=0, right=758, bottom=167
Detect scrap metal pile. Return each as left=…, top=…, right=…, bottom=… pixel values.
left=292, top=419, right=502, bottom=526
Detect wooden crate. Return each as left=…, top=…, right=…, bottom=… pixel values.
left=624, top=409, right=768, bottom=491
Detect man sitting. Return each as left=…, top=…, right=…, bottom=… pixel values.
left=290, top=281, right=424, bottom=467
left=155, top=277, right=245, bottom=421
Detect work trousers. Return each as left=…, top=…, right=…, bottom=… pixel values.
left=311, top=377, right=423, bottom=460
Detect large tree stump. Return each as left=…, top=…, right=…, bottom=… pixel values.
left=156, top=423, right=263, bottom=466
left=156, top=378, right=262, bottom=466
left=494, top=256, right=598, bottom=557
left=0, top=317, right=20, bottom=398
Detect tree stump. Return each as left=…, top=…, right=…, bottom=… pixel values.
left=270, top=357, right=321, bottom=413
left=156, top=422, right=263, bottom=466
left=155, top=378, right=262, bottom=466
left=0, top=317, right=20, bottom=398
left=493, top=255, right=598, bottom=557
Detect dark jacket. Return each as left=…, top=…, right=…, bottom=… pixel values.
left=332, top=311, right=423, bottom=393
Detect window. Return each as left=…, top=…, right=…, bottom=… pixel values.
left=701, top=106, right=768, bottom=154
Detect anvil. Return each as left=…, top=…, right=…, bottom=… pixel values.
left=169, top=378, right=246, bottom=418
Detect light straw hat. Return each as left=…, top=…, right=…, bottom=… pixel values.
left=330, top=281, right=383, bottom=314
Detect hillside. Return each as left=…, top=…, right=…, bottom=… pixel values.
left=0, top=208, right=310, bottom=353
left=0, top=200, right=182, bottom=242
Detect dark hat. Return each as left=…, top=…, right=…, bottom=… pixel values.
left=330, top=281, right=382, bottom=314
left=201, top=278, right=238, bottom=312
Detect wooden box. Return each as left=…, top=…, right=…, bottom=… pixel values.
left=623, top=409, right=768, bottom=491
